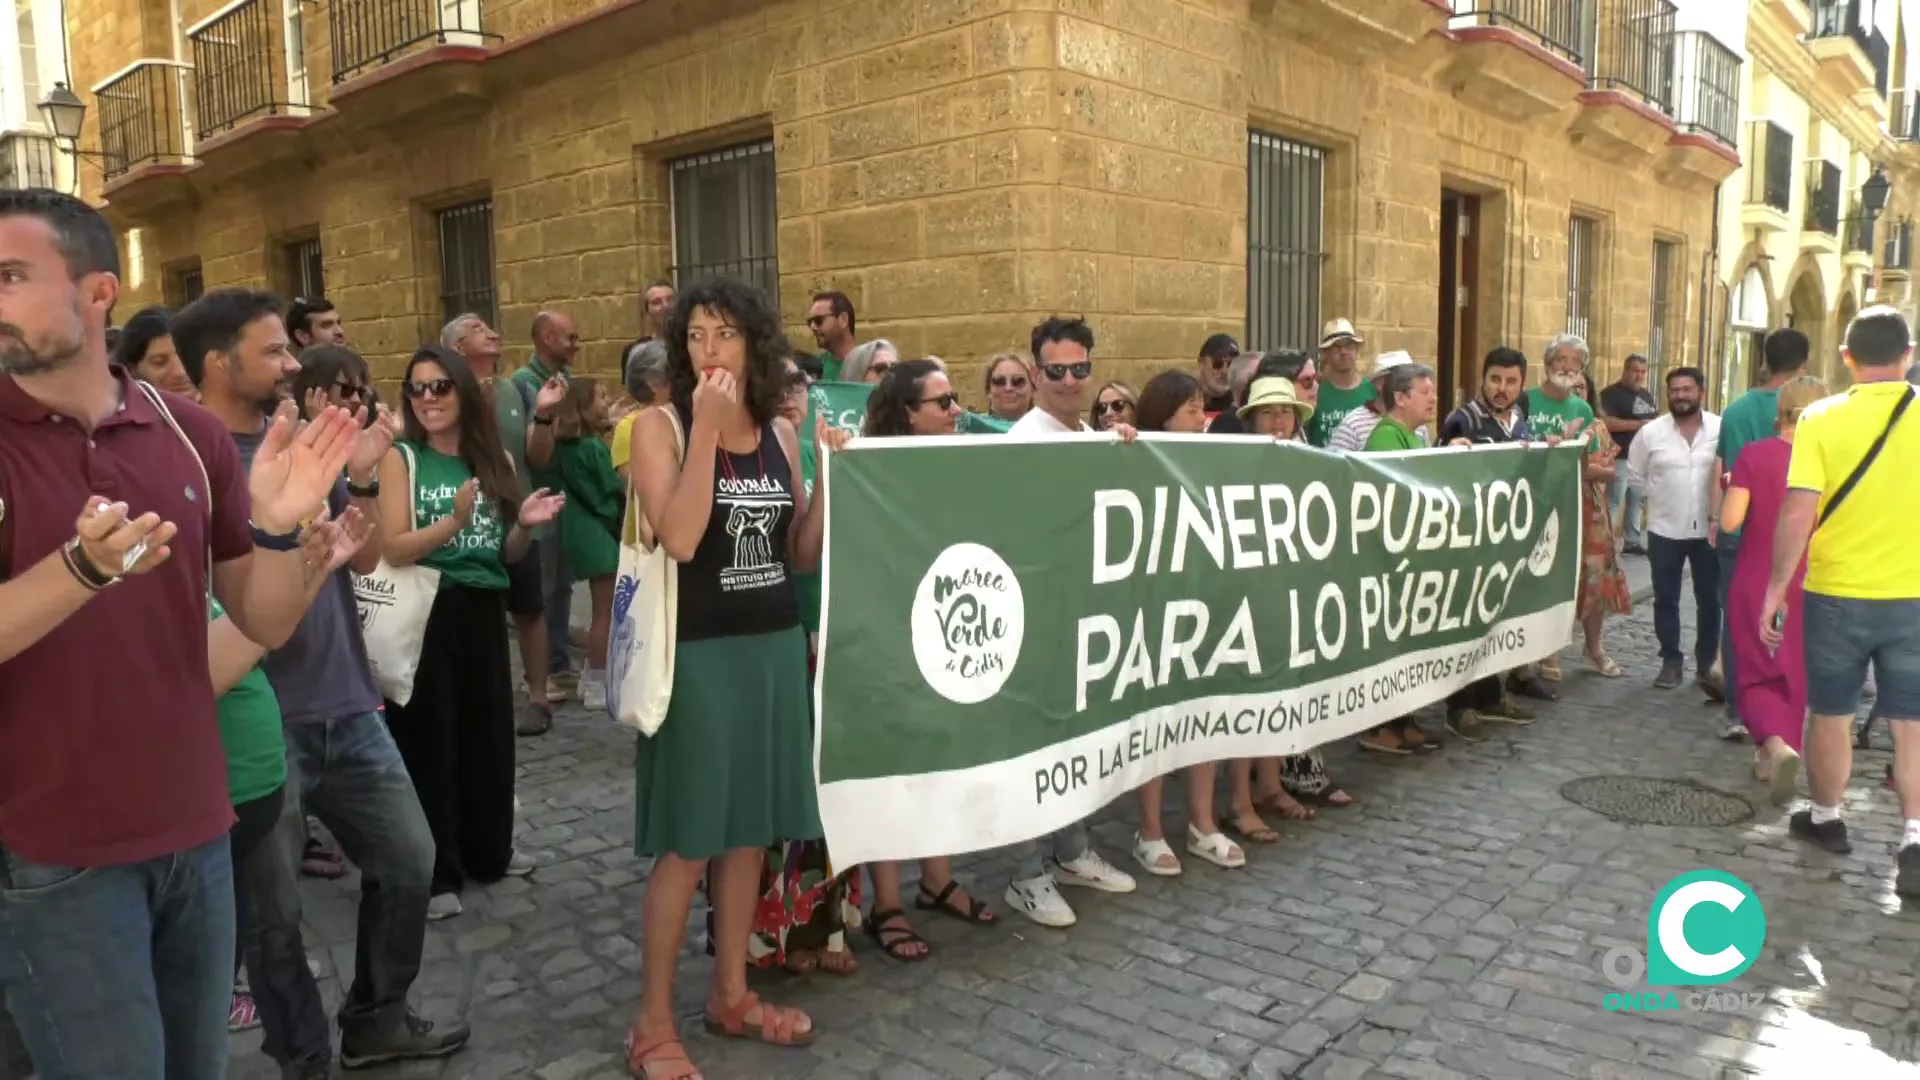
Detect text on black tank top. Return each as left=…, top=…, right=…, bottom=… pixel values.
left=674, top=400, right=800, bottom=641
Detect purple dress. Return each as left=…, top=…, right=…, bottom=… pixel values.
left=1726, top=437, right=1806, bottom=750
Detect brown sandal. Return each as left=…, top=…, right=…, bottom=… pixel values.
left=703, top=990, right=815, bottom=1047
left=625, top=1029, right=702, bottom=1080
left=1258, top=790, right=1315, bottom=821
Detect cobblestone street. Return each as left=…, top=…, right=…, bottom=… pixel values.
left=231, top=566, right=1920, bottom=1079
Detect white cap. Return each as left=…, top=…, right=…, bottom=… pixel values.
left=1370, top=350, right=1413, bottom=378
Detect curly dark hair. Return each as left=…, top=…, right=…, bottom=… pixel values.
left=401, top=344, right=523, bottom=522
left=1135, top=370, right=1203, bottom=433
left=663, top=276, right=786, bottom=427
left=863, top=359, right=944, bottom=437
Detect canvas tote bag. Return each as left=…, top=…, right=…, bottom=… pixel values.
left=352, top=442, right=440, bottom=705
left=607, top=405, right=685, bottom=734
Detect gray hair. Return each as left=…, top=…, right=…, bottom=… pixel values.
left=1381, top=362, right=1435, bottom=410
left=1229, top=350, right=1264, bottom=404
left=842, top=338, right=899, bottom=383
left=624, top=339, right=669, bottom=404
left=1543, top=332, right=1589, bottom=368
left=440, top=313, right=485, bottom=350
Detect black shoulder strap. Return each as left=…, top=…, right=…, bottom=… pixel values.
left=1819, top=386, right=1915, bottom=528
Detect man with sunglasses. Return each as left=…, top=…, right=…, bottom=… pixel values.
left=1196, top=333, right=1239, bottom=421
left=1003, top=316, right=1140, bottom=927
left=807, top=291, right=858, bottom=381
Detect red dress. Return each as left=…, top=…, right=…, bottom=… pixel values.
left=1726, top=438, right=1806, bottom=750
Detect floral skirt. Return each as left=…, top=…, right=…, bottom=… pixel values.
left=1578, top=480, right=1632, bottom=620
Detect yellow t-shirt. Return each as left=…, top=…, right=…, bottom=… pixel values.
left=610, top=412, right=638, bottom=473
left=1787, top=379, right=1920, bottom=599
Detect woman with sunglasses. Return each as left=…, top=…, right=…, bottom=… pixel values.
left=1125, top=372, right=1247, bottom=871
left=624, top=277, right=833, bottom=1078
left=983, top=351, right=1033, bottom=422
left=1090, top=380, right=1138, bottom=432
left=842, top=360, right=1002, bottom=961
left=840, top=339, right=899, bottom=384
left=374, top=346, right=565, bottom=920
left=113, top=305, right=193, bottom=396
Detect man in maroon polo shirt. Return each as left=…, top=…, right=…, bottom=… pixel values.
left=0, top=189, right=357, bottom=1078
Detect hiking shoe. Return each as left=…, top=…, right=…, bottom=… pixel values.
left=1480, top=696, right=1535, bottom=725
left=1897, top=844, right=1920, bottom=899
left=1788, top=810, right=1852, bottom=855
left=1444, top=709, right=1484, bottom=742
left=1653, top=661, right=1683, bottom=690
left=515, top=702, right=552, bottom=737
left=426, top=893, right=463, bottom=921
left=1005, top=875, right=1076, bottom=927
left=339, top=1012, right=470, bottom=1069
left=1053, top=850, right=1136, bottom=893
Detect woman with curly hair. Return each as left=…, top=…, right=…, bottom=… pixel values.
left=623, top=277, right=830, bottom=1077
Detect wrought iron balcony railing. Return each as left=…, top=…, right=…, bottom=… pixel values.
left=187, top=0, right=308, bottom=138
left=93, top=61, right=194, bottom=180
left=1810, top=0, right=1891, bottom=95
left=1843, top=202, right=1874, bottom=254
left=1591, top=0, right=1675, bottom=110
left=1746, top=121, right=1793, bottom=213
left=1894, top=89, right=1920, bottom=140
left=1885, top=219, right=1912, bottom=271
left=1450, top=0, right=1596, bottom=70
left=1672, top=31, right=1740, bottom=146
left=329, top=0, right=488, bottom=84
left=1804, top=161, right=1842, bottom=236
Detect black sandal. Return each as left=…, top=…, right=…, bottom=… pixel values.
left=915, top=880, right=997, bottom=925
left=864, top=908, right=930, bottom=962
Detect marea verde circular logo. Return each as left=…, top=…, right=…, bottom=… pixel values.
left=911, top=542, right=1024, bottom=704
left=1646, top=870, right=1766, bottom=986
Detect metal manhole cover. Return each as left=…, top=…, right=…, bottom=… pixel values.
left=1559, top=776, right=1754, bottom=826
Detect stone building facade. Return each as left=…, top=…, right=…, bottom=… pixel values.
left=69, top=0, right=1741, bottom=404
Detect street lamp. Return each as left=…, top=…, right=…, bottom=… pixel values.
left=1862, top=168, right=1892, bottom=219
left=38, top=82, right=84, bottom=142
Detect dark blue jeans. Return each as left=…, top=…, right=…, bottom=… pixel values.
left=1648, top=533, right=1722, bottom=671
left=0, top=834, right=234, bottom=1079
left=540, top=530, right=573, bottom=674
left=249, top=711, right=434, bottom=1060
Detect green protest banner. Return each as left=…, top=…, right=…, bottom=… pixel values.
left=806, top=379, right=1011, bottom=436
left=814, top=435, right=1581, bottom=864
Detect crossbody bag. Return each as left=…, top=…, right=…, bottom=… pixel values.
left=1817, top=385, right=1914, bottom=528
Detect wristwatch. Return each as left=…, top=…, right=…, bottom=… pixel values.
left=346, top=477, right=380, bottom=498
left=251, top=520, right=303, bottom=552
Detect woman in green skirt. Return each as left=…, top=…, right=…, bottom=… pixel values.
left=622, top=277, right=837, bottom=1080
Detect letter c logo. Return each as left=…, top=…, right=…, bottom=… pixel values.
left=1646, top=871, right=1765, bottom=986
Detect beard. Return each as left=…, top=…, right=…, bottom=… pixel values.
left=1670, top=401, right=1700, bottom=417
left=0, top=320, right=82, bottom=377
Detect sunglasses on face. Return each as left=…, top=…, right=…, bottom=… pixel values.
left=1039, top=361, right=1094, bottom=382
left=1202, top=353, right=1238, bottom=370
left=784, top=371, right=809, bottom=391
left=405, top=378, right=456, bottom=399
left=1292, top=373, right=1317, bottom=389
left=868, top=360, right=896, bottom=376
left=1096, top=398, right=1132, bottom=415
left=913, top=392, right=961, bottom=411
left=333, top=381, right=368, bottom=398
left=991, top=374, right=1029, bottom=390
left=806, top=314, right=832, bottom=328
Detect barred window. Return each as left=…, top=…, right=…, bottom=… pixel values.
left=436, top=199, right=495, bottom=329
left=165, top=259, right=204, bottom=308
left=670, top=140, right=778, bottom=301
left=1648, top=239, right=1678, bottom=378
left=1567, top=215, right=1599, bottom=343
left=1247, top=131, right=1325, bottom=352
left=288, top=236, right=324, bottom=299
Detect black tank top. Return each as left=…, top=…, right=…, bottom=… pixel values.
left=673, top=400, right=800, bottom=641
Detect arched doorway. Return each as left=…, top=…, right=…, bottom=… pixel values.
left=1784, top=261, right=1827, bottom=384
left=1721, top=263, right=1773, bottom=407
left=1832, top=289, right=1859, bottom=389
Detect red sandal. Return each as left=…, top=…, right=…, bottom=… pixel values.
left=702, top=990, right=814, bottom=1046
left=624, top=1028, right=701, bottom=1080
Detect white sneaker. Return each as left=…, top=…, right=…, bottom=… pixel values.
left=580, top=671, right=607, bottom=712
left=504, top=850, right=536, bottom=877
left=1004, top=875, right=1077, bottom=928
left=1052, top=850, right=1137, bottom=893
left=427, top=893, right=462, bottom=921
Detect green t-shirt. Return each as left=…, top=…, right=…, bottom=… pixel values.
left=1364, top=416, right=1424, bottom=452
left=819, top=352, right=844, bottom=382
left=405, top=441, right=510, bottom=591
left=1307, top=379, right=1376, bottom=448
left=208, top=594, right=288, bottom=806
left=490, top=378, right=531, bottom=490
left=1525, top=387, right=1601, bottom=449
left=555, top=435, right=623, bottom=582
left=1717, top=386, right=1780, bottom=538
left=795, top=437, right=821, bottom=635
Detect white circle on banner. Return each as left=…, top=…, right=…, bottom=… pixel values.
left=1528, top=508, right=1560, bottom=577
left=911, top=542, right=1025, bottom=704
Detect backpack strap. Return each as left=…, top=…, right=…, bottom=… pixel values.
left=1818, top=385, right=1914, bottom=528
left=134, top=381, right=214, bottom=581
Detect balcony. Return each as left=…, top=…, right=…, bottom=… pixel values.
left=1807, top=0, right=1890, bottom=106
left=1660, top=30, right=1743, bottom=185
left=1254, top=0, right=1450, bottom=55
left=1842, top=201, right=1875, bottom=270
left=327, top=0, right=493, bottom=128
left=94, top=61, right=194, bottom=182
left=1896, top=89, right=1920, bottom=140
left=1571, top=0, right=1675, bottom=164
left=1742, top=121, right=1794, bottom=234
left=1443, top=0, right=1594, bottom=121
left=330, top=0, right=487, bottom=84
left=1803, top=160, right=1842, bottom=253
left=187, top=0, right=309, bottom=138
left=1885, top=218, right=1912, bottom=275
left=0, top=132, right=57, bottom=188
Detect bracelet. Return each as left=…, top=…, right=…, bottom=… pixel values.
left=61, top=537, right=116, bottom=591
left=532, top=414, right=554, bottom=426
left=346, top=478, right=380, bottom=498
left=251, top=520, right=303, bottom=552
